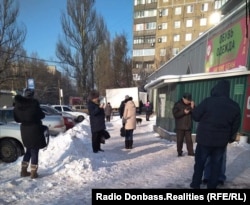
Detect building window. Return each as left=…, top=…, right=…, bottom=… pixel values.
left=135, top=63, right=143, bottom=69
left=161, top=36, right=167, bottom=42
left=134, top=11, right=145, bottom=18
left=214, top=0, right=227, bottom=9
left=186, top=5, right=194, bottom=13
left=160, top=48, right=166, bottom=57
left=201, top=3, right=209, bottom=12
left=200, top=18, right=207, bottom=26
left=172, top=48, right=179, bottom=55
left=134, top=0, right=145, bottom=6
left=173, top=34, right=180, bottom=42
left=146, top=9, right=157, bottom=17
left=135, top=23, right=144, bottom=31
left=145, top=36, right=155, bottom=44
left=162, top=8, right=168, bottom=16
left=146, top=22, right=156, bottom=30
left=146, top=0, right=157, bottom=3
left=186, top=19, right=193, bottom=27
left=185, top=33, right=192, bottom=41
left=175, top=7, right=182, bottom=15
left=174, top=21, right=181, bottom=28
left=133, top=48, right=155, bottom=57
left=133, top=37, right=144, bottom=44
left=133, top=74, right=141, bottom=81
left=162, top=22, right=168, bottom=29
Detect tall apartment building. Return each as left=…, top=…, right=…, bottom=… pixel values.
left=132, top=0, right=228, bottom=82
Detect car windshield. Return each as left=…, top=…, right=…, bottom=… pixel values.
left=63, top=106, right=73, bottom=112
left=0, top=109, right=15, bottom=123
left=41, top=105, right=61, bottom=115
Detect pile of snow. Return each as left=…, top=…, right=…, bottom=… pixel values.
left=0, top=115, right=250, bottom=204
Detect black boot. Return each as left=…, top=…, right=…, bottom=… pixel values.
left=125, top=140, right=129, bottom=149
left=128, top=140, right=133, bottom=149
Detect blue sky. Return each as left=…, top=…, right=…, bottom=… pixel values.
left=17, top=0, right=133, bottom=63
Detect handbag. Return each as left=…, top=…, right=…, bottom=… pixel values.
left=40, top=125, right=50, bottom=149
left=120, top=126, right=125, bottom=137
left=103, top=130, right=111, bottom=140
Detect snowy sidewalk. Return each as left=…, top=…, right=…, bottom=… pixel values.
left=0, top=115, right=250, bottom=205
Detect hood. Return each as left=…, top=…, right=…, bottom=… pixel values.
left=14, top=94, right=34, bottom=111
left=210, top=79, right=230, bottom=97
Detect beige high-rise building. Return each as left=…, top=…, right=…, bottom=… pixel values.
left=132, top=0, right=228, bottom=82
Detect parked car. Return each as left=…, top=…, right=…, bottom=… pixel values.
left=71, top=104, right=89, bottom=115
left=0, top=121, right=25, bottom=163
left=0, top=107, right=66, bottom=136
left=40, top=104, right=75, bottom=130
left=51, top=105, right=87, bottom=123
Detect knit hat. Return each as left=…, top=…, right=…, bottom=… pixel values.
left=183, top=93, right=192, bottom=101
left=23, top=88, right=34, bottom=98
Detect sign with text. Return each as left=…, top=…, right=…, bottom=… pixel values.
left=205, top=17, right=248, bottom=72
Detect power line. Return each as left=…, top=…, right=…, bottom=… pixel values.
left=0, top=50, right=67, bottom=65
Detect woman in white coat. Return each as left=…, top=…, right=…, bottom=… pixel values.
left=123, top=97, right=136, bottom=149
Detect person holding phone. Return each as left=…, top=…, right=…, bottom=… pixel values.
left=13, top=88, right=46, bottom=179
left=87, top=90, right=106, bottom=153
left=172, top=93, right=195, bottom=157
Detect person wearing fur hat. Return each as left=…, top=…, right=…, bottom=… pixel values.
left=123, top=96, right=136, bottom=149
left=13, top=88, right=46, bottom=179
left=172, top=93, right=195, bottom=157
left=87, top=90, right=106, bottom=153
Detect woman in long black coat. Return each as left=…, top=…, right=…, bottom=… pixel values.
left=14, top=88, right=45, bottom=179
left=87, top=90, right=106, bottom=153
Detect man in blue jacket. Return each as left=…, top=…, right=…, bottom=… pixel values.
left=190, top=79, right=241, bottom=189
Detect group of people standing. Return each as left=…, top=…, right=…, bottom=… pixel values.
left=172, top=79, right=241, bottom=189
left=14, top=79, right=240, bottom=190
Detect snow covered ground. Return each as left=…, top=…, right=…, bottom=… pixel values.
left=0, top=114, right=250, bottom=205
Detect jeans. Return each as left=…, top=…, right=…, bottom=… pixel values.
left=203, top=147, right=227, bottom=182
left=125, top=129, right=133, bottom=141
left=190, top=144, right=226, bottom=189
left=23, top=148, right=39, bottom=165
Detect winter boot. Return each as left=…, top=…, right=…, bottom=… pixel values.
left=128, top=140, right=133, bottom=149
left=20, top=161, right=31, bottom=177
left=125, top=140, right=129, bottom=149
left=30, top=164, right=38, bottom=179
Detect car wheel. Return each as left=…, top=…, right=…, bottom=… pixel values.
left=0, top=139, right=20, bottom=163
left=77, top=115, right=85, bottom=122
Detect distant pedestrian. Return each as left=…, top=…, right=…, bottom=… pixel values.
left=190, top=79, right=241, bottom=189
left=104, top=102, right=113, bottom=122
left=172, top=93, right=195, bottom=157
left=145, top=100, right=153, bottom=121
left=87, top=90, right=106, bottom=153
left=138, top=100, right=143, bottom=114
left=123, top=96, right=136, bottom=149
left=13, top=88, right=46, bottom=179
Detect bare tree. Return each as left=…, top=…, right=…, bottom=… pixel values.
left=112, top=33, right=132, bottom=87
left=0, top=0, right=26, bottom=87
left=56, top=0, right=107, bottom=95
left=94, top=33, right=113, bottom=96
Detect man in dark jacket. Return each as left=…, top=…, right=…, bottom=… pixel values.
left=87, top=90, right=106, bottom=153
left=13, top=88, right=46, bottom=179
left=190, top=79, right=241, bottom=189
left=172, top=93, right=195, bottom=157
